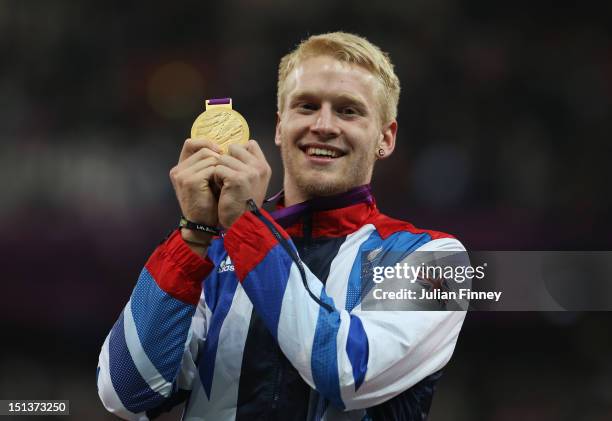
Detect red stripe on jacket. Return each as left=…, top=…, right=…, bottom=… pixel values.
left=224, top=209, right=289, bottom=282
left=368, top=212, right=455, bottom=240
left=145, top=230, right=214, bottom=305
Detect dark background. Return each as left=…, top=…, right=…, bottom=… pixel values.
left=1, top=1, right=611, bottom=420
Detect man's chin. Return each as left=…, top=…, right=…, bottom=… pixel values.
left=296, top=175, right=356, bottom=198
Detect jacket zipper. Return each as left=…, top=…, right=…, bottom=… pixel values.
left=271, top=352, right=283, bottom=409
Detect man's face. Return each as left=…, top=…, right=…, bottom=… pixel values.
left=275, top=55, right=396, bottom=202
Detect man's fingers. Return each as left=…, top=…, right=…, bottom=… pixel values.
left=184, top=165, right=217, bottom=188
left=170, top=156, right=218, bottom=188
left=179, top=138, right=223, bottom=162
left=180, top=156, right=218, bottom=176
left=245, top=139, right=272, bottom=183
left=227, top=143, right=259, bottom=167
left=246, top=139, right=266, bottom=160
left=176, top=147, right=220, bottom=171
left=217, top=151, right=251, bottom=173
left=224, top=141, right=270, bottom=176
left=213, top=164, right=242, bottom=186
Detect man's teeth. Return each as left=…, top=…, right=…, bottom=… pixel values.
left=306, top=147, right=339, bottom=158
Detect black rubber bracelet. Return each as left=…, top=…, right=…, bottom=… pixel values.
left=179, top=216, right=221, bottom=236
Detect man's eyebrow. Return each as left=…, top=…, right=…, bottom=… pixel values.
left=289, top=90, right=368, bottom=108
left=288, top=90, right=318, bottom=102
left=335, top=93, right=368, bottom=108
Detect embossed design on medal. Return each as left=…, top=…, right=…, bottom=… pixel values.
left=191, top=98, right=250, bottom=154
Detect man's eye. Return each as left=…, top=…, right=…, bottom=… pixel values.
left=340, top=107, right=358, bottom=115
left=299, top=103, right=317, bottom=111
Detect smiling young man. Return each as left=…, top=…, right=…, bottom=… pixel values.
left=276, top=53, right=396, bottom=204
left=97, top=32, right=467, bottom=421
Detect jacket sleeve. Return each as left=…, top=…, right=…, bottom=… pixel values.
left=96, top=230, right=213, bottom=420
left=223, top=209, right=467, bottom=411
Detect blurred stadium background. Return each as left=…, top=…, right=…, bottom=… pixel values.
left=1, top=1, right=611, bottom=419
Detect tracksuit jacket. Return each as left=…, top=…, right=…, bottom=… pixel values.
left=97, top=185, right=467, bottom=420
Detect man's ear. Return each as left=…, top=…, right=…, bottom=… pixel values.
left=377, top=120, right=397, bottom=159
left=274, top=112, right=282, bottom=147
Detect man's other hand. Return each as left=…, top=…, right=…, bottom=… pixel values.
left=214, top=139, right=272, bottom=228
left=170, top=138, right=222, bottom=228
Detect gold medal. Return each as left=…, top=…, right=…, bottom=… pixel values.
left=191, top=98, right=250, bottom=153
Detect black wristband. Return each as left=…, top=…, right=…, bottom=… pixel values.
left=179, top=216, right=221, bottom=236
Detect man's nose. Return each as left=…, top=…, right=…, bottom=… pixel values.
left=311, top=104, right=340, bottom=138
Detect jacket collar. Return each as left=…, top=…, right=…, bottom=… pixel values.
left=266, top=184, right=379, bottom=238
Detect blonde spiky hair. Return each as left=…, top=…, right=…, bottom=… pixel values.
left=277, top=32, right=400, bottom=125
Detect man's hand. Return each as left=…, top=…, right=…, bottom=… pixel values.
left=214, top=140, right=271, bottom=228
left=170, top=138, right=222, bottom=247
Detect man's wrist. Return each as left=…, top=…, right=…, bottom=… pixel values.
left=180, top=228, right=213, bottom=248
